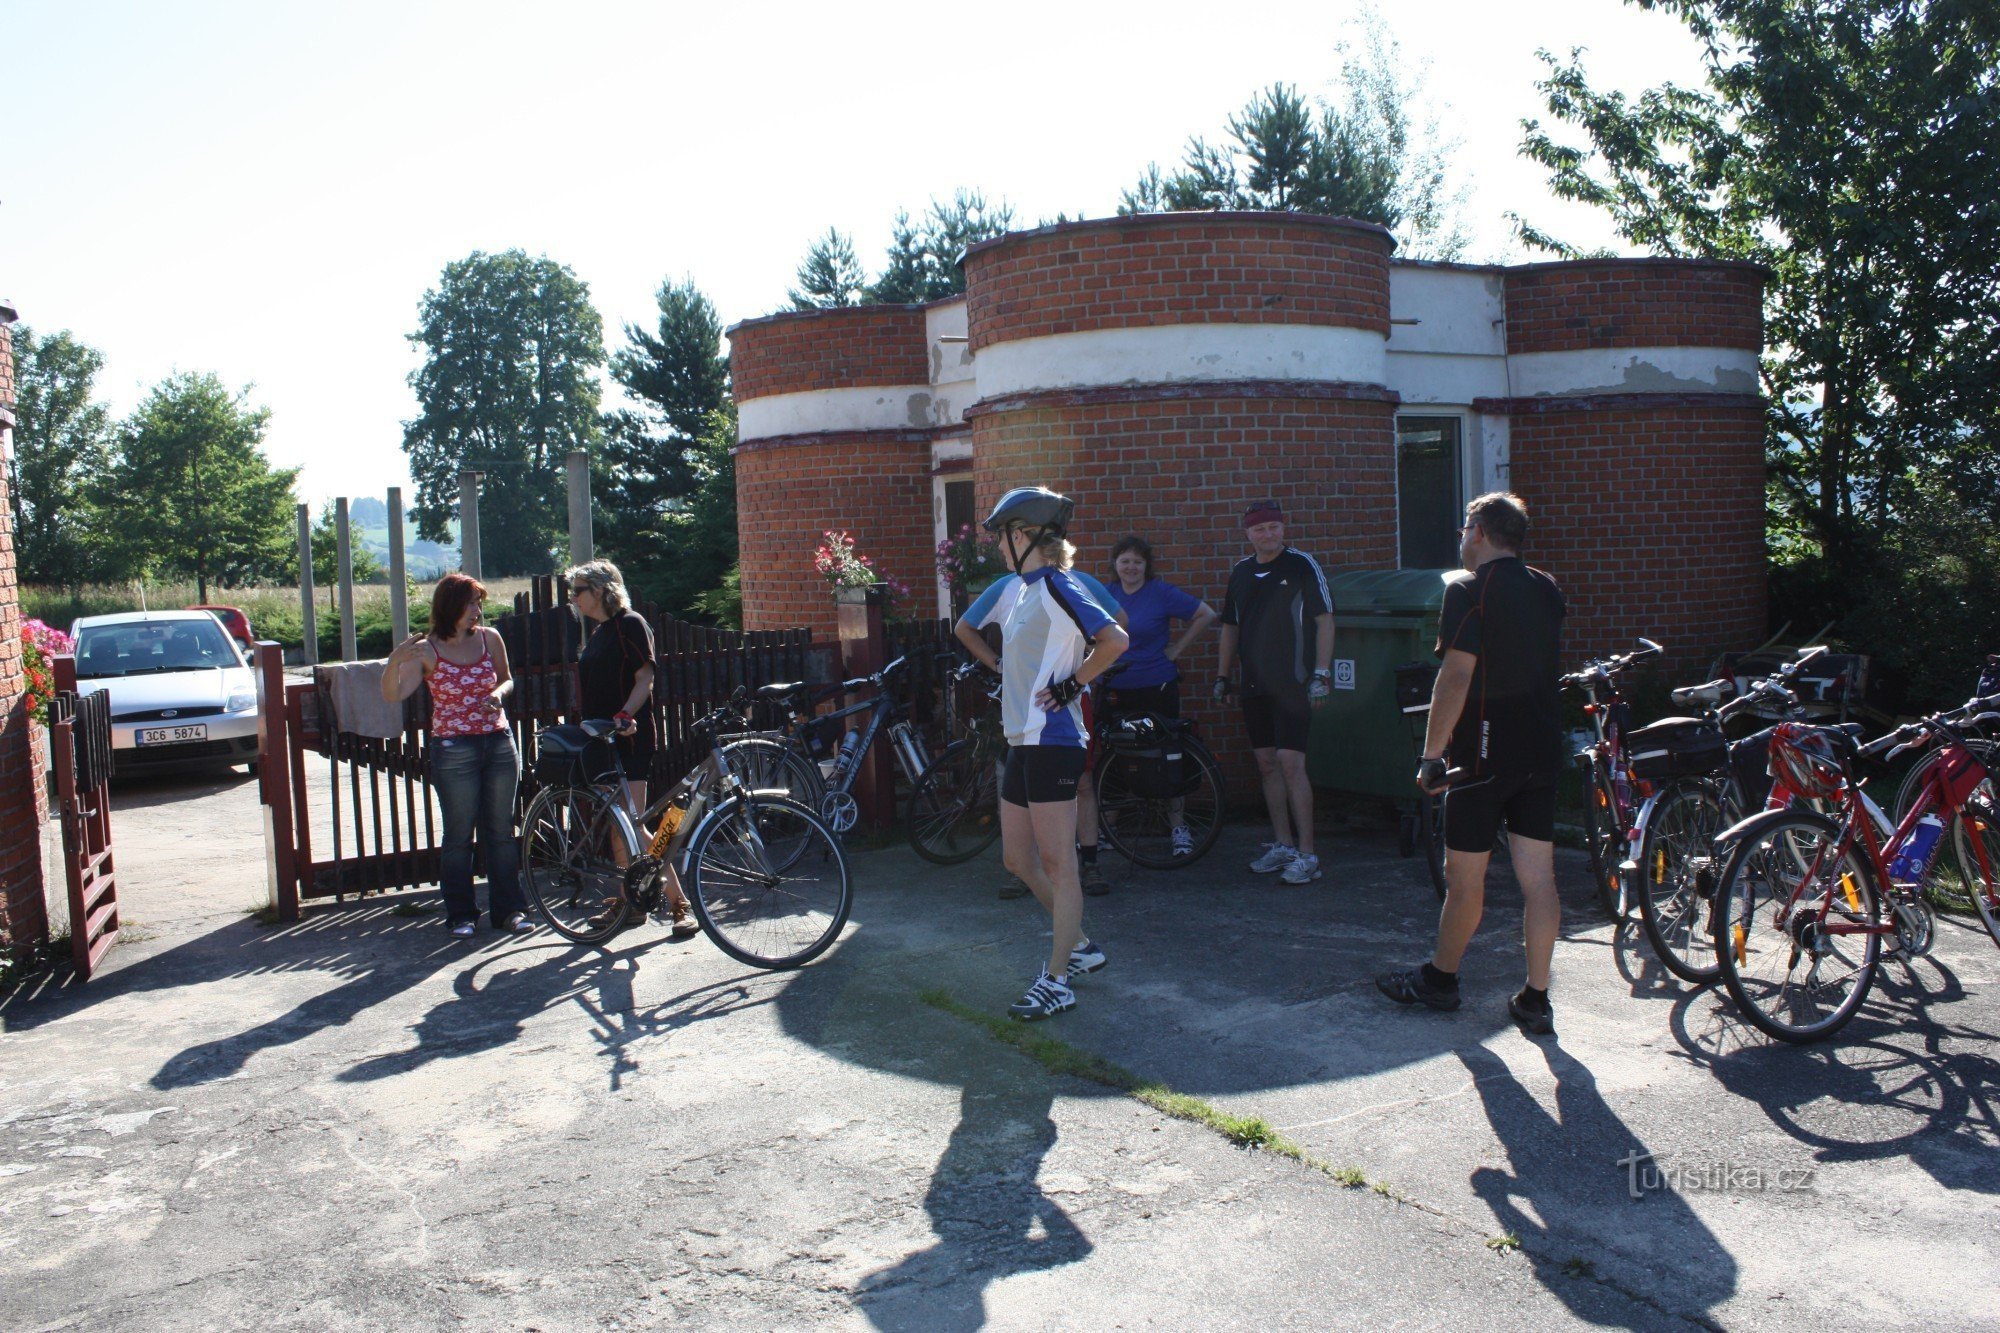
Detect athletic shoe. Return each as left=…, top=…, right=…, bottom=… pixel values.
left=1008, top=968, right=1076, bottom=1021
left=1249, top=842, right=1299, bottom=874
left=1280, top=853, right=1323, bottom=885
left=500, top=912, right=536, bottom=934
left=1171, top=826, right=1195, bottom=857
left=1081, top=863, right=1111, bottom=897
left=1509, top=991, right=1555, bottom=1036
left=1068, top=938, right=1107, bottom=976
left=1375, top=967, right=1462, bottom=1012
left=448, top=919, right=478, bottom=939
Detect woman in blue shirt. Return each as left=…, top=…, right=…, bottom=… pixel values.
left=1102, top=535, right=1219, bottom=857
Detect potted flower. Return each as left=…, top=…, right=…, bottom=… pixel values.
left=936, top=524, right=1007, bottom=612
left=20, top=619, right=71, bottom=725
left=814, top=530, right=911, bottom=613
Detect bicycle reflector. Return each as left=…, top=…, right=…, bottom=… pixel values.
left=1767, top=722, right=1849, bottom=799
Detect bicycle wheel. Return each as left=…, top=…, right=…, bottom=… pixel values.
left=520, top=783, right=635, bottom=944
left=1894, top=740, right=1997, bottom=912
left=1952, top=791, right=2000, bottom=947
left=1637, top=778, right=1726, bottom=983
left=1580, top=762, right=1627, bottom=922
left=1712, top=812, right=1881, bottom=1043
left=1095, top=733, right=1225, bottom=869
left=1421, top=791, right=1447, bottom=900
left=722, top=736, right=825, bottom=810
left=907, top=739, right=1002, bottom=865
left=683, top=794, right=852, bottom=969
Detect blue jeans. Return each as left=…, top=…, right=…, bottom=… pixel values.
left=431, top=730, right=524, bottom=925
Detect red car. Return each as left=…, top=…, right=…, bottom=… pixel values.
left=188, top=604, right=254, bottom=652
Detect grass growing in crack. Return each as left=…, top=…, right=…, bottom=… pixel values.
left=1372, top=1181, right=1395, bottom=1198
left=244, top=903, right=279, bottom=926
left=1487, top=1233, right=1522, bottom=1253
left=1562, top=1256, right=1596, bottom=1279
left=1329, top=1166, right=1368, bottom=1188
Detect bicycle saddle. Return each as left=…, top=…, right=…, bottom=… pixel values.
left=755, top=681, right=807, bottom=700
left=1671, top=679, right=1733, bottom=709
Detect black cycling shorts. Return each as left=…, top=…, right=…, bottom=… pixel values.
left=1242, top=692, right=1312, bottom=754
left=1445, top=769, right=1557, bottom=853
left=1001, top=744, right=1089, bottom=807
left=1102, top=678, right=1181, bottom=720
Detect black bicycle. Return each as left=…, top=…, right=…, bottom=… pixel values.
left=1093, top=708, right=1227, bottom=869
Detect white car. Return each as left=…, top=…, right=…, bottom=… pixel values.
left=70, top=610, right=261, bottom=774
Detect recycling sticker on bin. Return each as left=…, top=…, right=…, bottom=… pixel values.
left=1334, top=659, right=1356, bottom=690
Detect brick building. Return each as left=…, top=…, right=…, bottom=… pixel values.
left=0, top=297, right=51, bottom=957
left=728, top=210, right=1767, bottom=687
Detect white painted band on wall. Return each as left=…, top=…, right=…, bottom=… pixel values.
left=972, top=323, right=1388, bottom=399
left=1507, top=346, right=1761, bottom=398
left=1384, top=350, right=1509, bottom=404
left=737, top=384, right=935, bottom=442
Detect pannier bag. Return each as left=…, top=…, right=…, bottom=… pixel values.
left=1394, top=661, right=1439, bottom=715
left=533, top=724, right=623, bottom=787
left=1103, top=714, right=1190, bottom=799
left=1626, top=716, right=1727, bottom=782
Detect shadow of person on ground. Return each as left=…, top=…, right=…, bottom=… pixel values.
left=1462, top=1039, right=1738, bottom=1323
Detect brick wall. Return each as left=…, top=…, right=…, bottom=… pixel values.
left=736, top=432, right=935, bottom=638
left=730, top=306, right=930, bottom=402
left=971, top=390, right=1399, bottom=790
left=1505, top=260, right=1765, bottom=355
left=964, top=213, right=1394, bottom=352
left=1505, top=399, right=1768, bottom=678
left=0, top=314, right=51, bottom=956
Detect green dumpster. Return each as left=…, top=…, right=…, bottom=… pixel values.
left=1307, top=569, right=1456, bottom=800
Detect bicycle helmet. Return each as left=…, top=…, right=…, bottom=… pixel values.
left=983, top=486, right=1074, bottom=572
left=1767, top=722, right=1849, bottom=800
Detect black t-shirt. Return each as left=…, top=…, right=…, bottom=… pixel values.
left=579, top=611, right=657, bottom=747
left=1221, top=547, right=1334, bottom=698
left=1436, top=557, right=1566, bottom=777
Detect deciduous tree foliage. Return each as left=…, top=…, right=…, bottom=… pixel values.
left=116, top=372, right=298, bottom=603
left=5, top=326, right=122, bottom=590
left=402, top=250, right=604, bottom=576
left=1514, top=0, right=2000, bottom=708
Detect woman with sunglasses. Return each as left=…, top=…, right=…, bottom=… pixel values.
left=383, top=572, right=531, bottom=937
left=567, top=560, right=696, bottom=938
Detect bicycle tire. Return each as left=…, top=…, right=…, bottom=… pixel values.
left=1712, top=811, right=1881, bottom=1043
left=684, top=793, right=852, bottom=969
left=1953, top=791, right=2000, bottom=948
left=1580, top=761, right=1627, bottom=922
left=520, top=783, right=635, bottom=944
left=1637, top=778, right=1726, bottom=983
left=1095, top=732, right=1226, bottom=870
left=1421, top=790, right=1447, bottom=900
left=907, top=739, right=1002, bottom=865
left=721, top=736, right=826, bottom=811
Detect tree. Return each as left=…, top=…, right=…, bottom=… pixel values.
left=310, top=502, right=384, bottom=603
left=1118, top=24, right=1470, bottom=259
left=402, top=250, right=604, bottom=576
left=6, top=326, right=122, bottom=590
left=116, top=373, right=298, bottom=602
left=1514, top=0, right=2000, bottom=709
left=617, top=408, right=738, bottom=623
left=599, top=277, right=733, bottom=609
left=789, top=229, right=868, bottom=309
left=867, top=190, right=1017, bottom=302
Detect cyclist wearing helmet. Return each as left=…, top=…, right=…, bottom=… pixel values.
left=982, top=486, right=1129, bottom=1021
left=1377, top=492, right=1566, bottom=1036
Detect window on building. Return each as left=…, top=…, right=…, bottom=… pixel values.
left=944, top=478, right=975, bottom=539
left=1397, top=416, right=1463, bottom=569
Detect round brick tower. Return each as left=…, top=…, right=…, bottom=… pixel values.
left=729, top=305, right=936, bottom=637
left=1483, top=259, right=1769, bottom=675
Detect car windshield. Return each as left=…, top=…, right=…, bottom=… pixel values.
left=76, top=619, right=243, bottom=678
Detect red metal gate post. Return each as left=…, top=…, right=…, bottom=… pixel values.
left=835, top=585, right=896, bottom=829
left=254, top=642, right=300, bottom=922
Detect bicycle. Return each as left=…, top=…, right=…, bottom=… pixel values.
left=1564, top=638, right=1665, bottom=922
left=1092, top=707, right=1227, bottom=869
left=1710, top=692, right=2000, bottom=1043
left=1890, top=654, right=2000, bottom=913
left=903, top=658, right=1008, bottom=865
left=1395, top=660, right=1511, bottom=901
left=519, top=698, right=853, bottom=970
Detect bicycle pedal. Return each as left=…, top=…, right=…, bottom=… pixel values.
left=624, top=855, right=663, bottom=911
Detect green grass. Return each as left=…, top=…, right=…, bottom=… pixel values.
left=244, top=902, right=280, bottom=926
left=1487, top=1233, right=1522, bottom=1253
left=391, top=900, right=438, bottom=918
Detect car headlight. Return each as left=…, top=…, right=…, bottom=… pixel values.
left=227, top=691, right=258, bottom=713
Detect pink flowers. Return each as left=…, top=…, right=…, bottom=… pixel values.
left=20, top=619, right=72, bottom=724
left=936, top=524, right=1005, bottom=599
left=814, top=531, right=913, bottom=611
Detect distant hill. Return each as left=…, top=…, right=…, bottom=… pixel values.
left=352, top=514, right=461, bottom=581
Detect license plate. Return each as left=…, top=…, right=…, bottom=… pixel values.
left=137, top=724, right=208, bottom=745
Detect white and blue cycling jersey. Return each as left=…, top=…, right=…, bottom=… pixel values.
left=963, top=570, right=1119, bottom=634
left=995, top=566, right=1117, bottom=747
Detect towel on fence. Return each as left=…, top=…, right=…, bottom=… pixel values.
left=318, top=660, right=409, bottom=739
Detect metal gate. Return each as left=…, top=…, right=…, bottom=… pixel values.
left=47, top=688, right=119, bottom=979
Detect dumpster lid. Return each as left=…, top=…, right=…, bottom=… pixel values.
left=1326, top=568, right=1457, bottom=615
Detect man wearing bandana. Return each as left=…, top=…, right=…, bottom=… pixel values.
left=1214, top=501, right=1336, bottom=884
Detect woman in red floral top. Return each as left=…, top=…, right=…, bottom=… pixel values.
left=383, top=573, right=531, bottom=938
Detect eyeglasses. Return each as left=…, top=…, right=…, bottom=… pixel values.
left=569, top=584, right=592, bottom=596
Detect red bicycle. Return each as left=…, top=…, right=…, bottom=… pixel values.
left=1710, top=692, right=2000, bottom=1043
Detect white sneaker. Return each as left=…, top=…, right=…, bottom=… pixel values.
left=1008, top=968, right=1076, bottom=1021
left=1068, top=938, right=1107, bottom=976
left=1281, top=853, right=1323, bottom=885
left=1170, top=826, right=1195, bottom=857
left=1249, top=842, right=1299, bottom=874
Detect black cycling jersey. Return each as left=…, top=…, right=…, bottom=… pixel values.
left=1436, top=556, right=1567, bottom=778
left=1221, top=547, right=1333, bottom=698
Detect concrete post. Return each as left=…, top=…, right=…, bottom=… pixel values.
left=335, top=496, right=357, bottom=662
left=566, top=449, right=593, bottom=567
left=458, top=471, right=484, bottom=579
left=387, top=486, right=409, bottom=642
left=296, top=503, right=318, bottom=666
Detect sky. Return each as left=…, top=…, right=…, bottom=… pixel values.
left=1, top=0, right=1710, bottom=509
